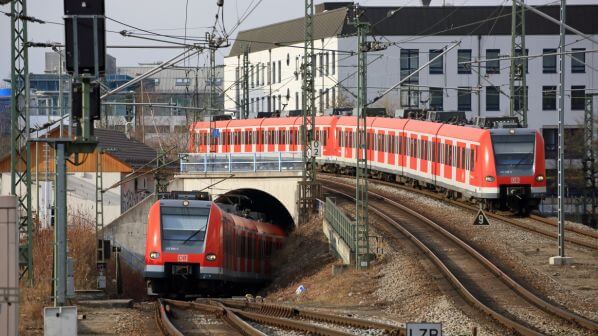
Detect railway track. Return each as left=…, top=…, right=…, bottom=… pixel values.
left=321, top=173, right=598, bottom=250
left=321, top=179, right=598, bottom=336
left=157, top=298, right=404, bottom=335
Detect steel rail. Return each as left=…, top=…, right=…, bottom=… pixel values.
left=322, top=179, right=598, bottom=334
left=156, top=299, right=266, bottom=336
left=321, top=173, right=598, bottom=250
left=227, top=307, right=355, bottom=336
left=529, top=214, right=598, bottom=240
left=216, top=299, right=404, bottom=335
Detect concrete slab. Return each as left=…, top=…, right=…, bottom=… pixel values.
left=77, top=299, right=133, bottom=308
left=549, top=256, right=574, bottom=266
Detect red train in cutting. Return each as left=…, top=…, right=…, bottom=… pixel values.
left=188, top=115, right=546, bottom=212
left=144, top=192, right=285, bottom=295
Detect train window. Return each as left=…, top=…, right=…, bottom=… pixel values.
left=461, top=147, right=466, bottom=169
left=160, top=206, right=210, bottom=251
left=470, top=147, right=475, bottom=172
left=323, top=129, right=328, bottom=146
left=457, top=146, right=461, bottom=168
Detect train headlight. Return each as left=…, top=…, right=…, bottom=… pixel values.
left=206, top=253, right=217, bottom=261
left=536, top=175, right=545, bottom=182
left=150, top=252, right=160, bottom=259
left=485, top=176, right=495, bottom=182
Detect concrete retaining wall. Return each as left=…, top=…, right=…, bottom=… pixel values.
left=102, top=193, right=157, bottom=272
left=322, top=218, right=353, bottom=265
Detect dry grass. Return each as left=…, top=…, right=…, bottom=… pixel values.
left=20, top=211, right=97, bottom=334
left=262, top=215, right=385, bottom=306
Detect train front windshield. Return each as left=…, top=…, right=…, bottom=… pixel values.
left=491, top=134, right=535, bottom=177
left=161, top=206, right=209, bottom=253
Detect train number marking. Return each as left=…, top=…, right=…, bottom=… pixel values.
left=406, top=323, right=442, bottom=336
left=177, top=255, right=188, bottom=262
left=510, top=176, right=520, bottom=183
left=473, top=209, right=490, bottom=226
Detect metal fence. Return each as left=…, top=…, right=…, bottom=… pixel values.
left=540, top=196, right=597, bottom=227
left=324, top=197, right=355, bottom=251
left=180, top=152, right=303, bottom=173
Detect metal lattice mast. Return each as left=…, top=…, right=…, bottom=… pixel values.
left=351, top=4, right=370, bottom=269
left=209, top=46, right=217, bottom=112
left=556, top=0, right=567, bottom=259
left=10, top=0, right=33, bottom=283
left=242, top=46, right=249, bottom=119
left=582, top=96, right=596, bottom=227
left=95, top=150, right=105, bottom=285
left=509, top=0, right=527, bottom=127
left=299, top=0, right=317, bottom=225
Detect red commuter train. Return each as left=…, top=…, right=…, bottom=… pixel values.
left=189, top=116, right=546, bottom=213
left=144, top=193, right=285, bottom=295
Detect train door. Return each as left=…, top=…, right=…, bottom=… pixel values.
left=409, top=134, right=418, bottom=171
left=444, top=139, right=453, bottom=181
left=420, top=136, right=429, bottom=174
left=267, top=128, right=275, bottom=153
left=456, top=142, right=466, bottom=184
left=376, top=131, right=384, bottom=164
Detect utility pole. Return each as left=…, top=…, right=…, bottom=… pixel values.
left=242, top=45, right=249, bottom=119
left=350, top=4, right=370, bottom=269
left=550, top=0, right=573, bottom=266
left=582, top=95, right=596, bottom=228
left=509, top=0, right=527, bottom=127
left=95, top=149, right=105, bottom=289
left=10, top=0, right=33, bottom=283
left=299, top=0, right=318, bottom=225
left=209, top=47, right=217, bottom=112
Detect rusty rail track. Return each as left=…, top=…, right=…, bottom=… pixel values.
left=215, top=298, right=404, bottom=335
left=321, top=179, right=598, bottom=336
left=321, top=173, right=598, bottom=250
left=156, top=298, right=265, bottom=336
left=158, top=298, right=403, bottom=335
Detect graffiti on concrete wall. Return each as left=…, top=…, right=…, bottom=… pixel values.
left=120, top=175, right=154, bottom=213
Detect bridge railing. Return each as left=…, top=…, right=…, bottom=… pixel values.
left=324, top=197, right=355, bottom=251
left=179, top=152, right=303, bottom=173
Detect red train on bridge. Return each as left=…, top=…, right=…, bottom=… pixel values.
left=144, top=192, right=285, bottom=295
left=188, top=116, right=546, bottom=212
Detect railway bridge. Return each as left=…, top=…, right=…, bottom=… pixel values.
left=103, top=152, right=303, bottom=272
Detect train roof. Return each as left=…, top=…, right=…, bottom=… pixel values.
left=159, top=199, right=212, bottom=208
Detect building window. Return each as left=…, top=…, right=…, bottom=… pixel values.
left=543, top=49, right=556, bottom=73
left=277, top=60, right=282, bottom=83
left=319, top=89, right=324, bottom=112
left=457, top=49, right=471, bottom=74
left=175, top=78, right=190, bottom=86
left=331, top=51, right=336, bottom=75
left=261, top=64, right=265, bottom=85
left=272, top=95, right=276, bottom=111
left=542, top=128, right=557, bottom=159
left=278, top=94, right=282, bottom=110
left=250, top=98, right=254, bottom=113
left=486, top=86, right=500, bottom=111
left=400, top=49, right=419, bottom=83
left=267, top=61, right=271, bottom=85
left=542, top=86, right=556, bottom=110
left=571, top=86, right=585, bottom=110
left=325, top=52, right=330, bottom=76
left=272, top=61, right=276, bottom=84
left=486, top=49, right=500, bottom=74
left=458, top=87, right=471, bottom=111
left=295, top=91, right=299, bottom=110
left=256, top=63, right=260, bottom=87
left=251, top=65, right=254, bottom=88
left=571, top=48, right=585, bottom=73
left=325, top=89, right=330, bottom=109
left=429, top=49, right=443, bottom=74
left=319, top=53, right=324, bottom=76
left=429, top=87, right=443, bottom=111
left=152, top=78, right=160, bottom=85
left=332, top=87, right=336, bottom=107
left=513, top=86, right=527, bottom=111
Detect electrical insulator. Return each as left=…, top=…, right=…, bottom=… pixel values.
left=217, top=0, right=223, bottom=7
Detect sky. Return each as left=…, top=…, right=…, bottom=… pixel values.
left=0, top=0, right=595, bottom=82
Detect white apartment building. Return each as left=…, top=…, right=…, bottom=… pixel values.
left=224, top=2, right=597, bottom=164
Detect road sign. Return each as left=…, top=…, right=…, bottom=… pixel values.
left=212, top=128, right=220, bottom=138
left=473, top=209, right=490, bottom=226
left=406, top=322, right=442, bottom=336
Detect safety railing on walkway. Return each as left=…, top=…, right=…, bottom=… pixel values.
left=179, top=152, right=303, bottom=173
left=324, top=197, right=355, bottom=251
